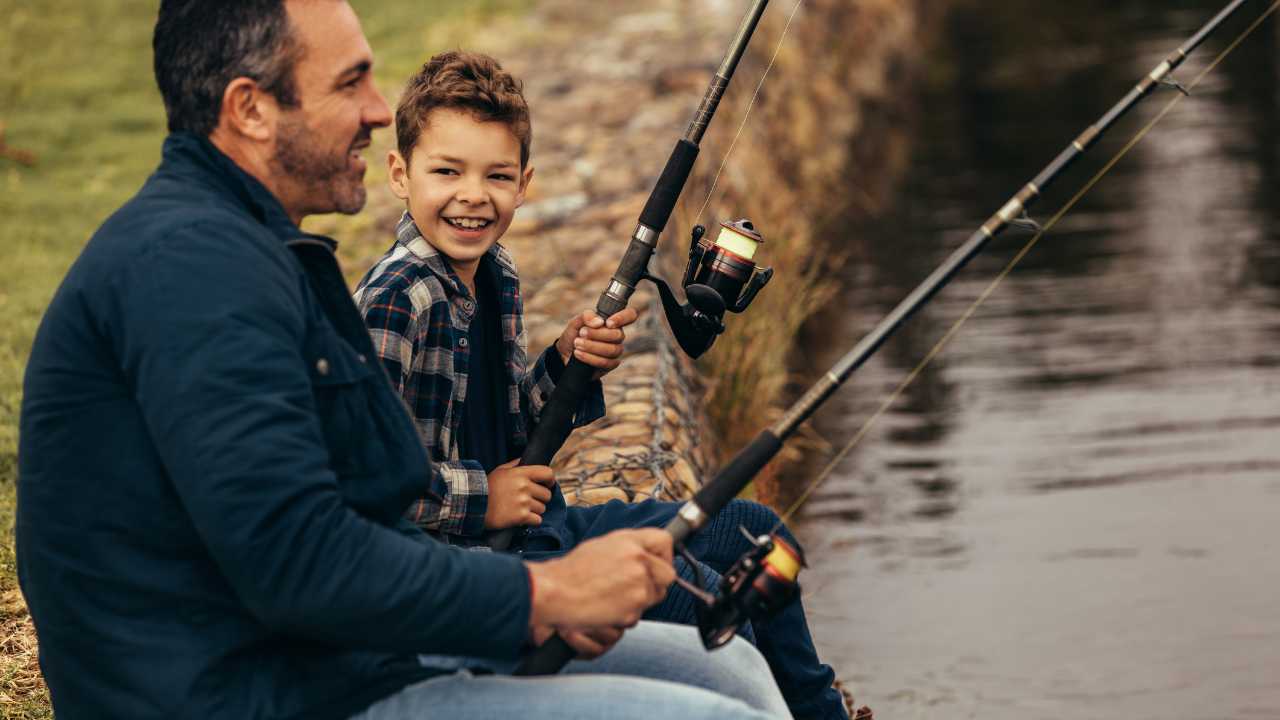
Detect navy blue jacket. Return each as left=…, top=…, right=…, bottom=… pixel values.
left=17, top=133, right=531, bottom=719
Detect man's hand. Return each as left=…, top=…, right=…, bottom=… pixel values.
left=525, top=528, right=675, bottom=655
left=483, top=460, right=555, bottom=530
left=528, top=625, right=624, bottom=661
left=555, top=308, right=639, bottom=379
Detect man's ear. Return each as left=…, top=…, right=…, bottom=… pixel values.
left=387, top=150, right=410, bottom=201
left=217, top=77, right=277, bottom=142
left=515, top=165, right=535, bottom=208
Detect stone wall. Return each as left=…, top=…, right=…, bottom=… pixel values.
left=474, top=0, right=927, bottom=503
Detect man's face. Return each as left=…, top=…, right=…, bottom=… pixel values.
left=390, top=108, right=533, bottom=275
left=271, top=0, right=391, bottom=220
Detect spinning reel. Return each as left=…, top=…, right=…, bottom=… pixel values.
left=643, top=219, right=774, bottom=359
left=673, top=529, right=804, bottom=650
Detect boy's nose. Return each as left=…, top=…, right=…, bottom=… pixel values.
left=455, top=178, right=488, bottom=205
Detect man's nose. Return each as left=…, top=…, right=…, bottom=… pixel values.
left=364, top=85, right=392, bottom=129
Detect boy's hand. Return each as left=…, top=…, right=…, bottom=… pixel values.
left=484, top=459, right=555, bottom=530
left=555, top=308, right=639, bottom=380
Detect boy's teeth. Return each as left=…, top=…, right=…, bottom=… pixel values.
left=447, top=218, right=490, bottom=230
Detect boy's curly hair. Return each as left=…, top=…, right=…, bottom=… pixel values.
left=396, top=50, right=531, bottom=167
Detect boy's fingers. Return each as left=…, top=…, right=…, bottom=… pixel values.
left=582, top=311, right=605, bottom=328
left=573, top=338, right=624, bottom=359
left=530, top=484, right=553, bottom=503
left=574, top=351, right=620, bottom=371
left=498, top=458, right=519, bottom=469
left=605, top=308, right=638, bottom=329
left=522, top=465, right=555, bottom=483
left=578, top=326, right=625, bottom=343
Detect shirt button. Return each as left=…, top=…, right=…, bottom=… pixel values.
left=458, top=338, right=469, bottom=349
left=316, top=358, right=331, bottom=376
left=463, top=301, right=475, bottom=312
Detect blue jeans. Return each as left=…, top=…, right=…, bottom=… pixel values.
left=349, top=621, right=791, bottom=719
left=525, top=499, right=848, bottom=720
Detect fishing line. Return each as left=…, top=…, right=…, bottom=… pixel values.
left=777, top=0, right=1280, bottom=526
left=692, top=0, right=805, bottom=226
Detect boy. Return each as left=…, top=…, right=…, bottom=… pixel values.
left=355, top=51, right=848, bottom=720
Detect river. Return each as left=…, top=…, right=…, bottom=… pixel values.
left=790, top=2, right=1280, bottom=718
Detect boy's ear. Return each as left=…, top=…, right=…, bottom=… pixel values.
left=387, top=149, right=410, bottom=201
left=515, top=165, right=535, bottom=208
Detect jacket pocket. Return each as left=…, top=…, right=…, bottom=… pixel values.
left=304, top=327, right=380, bottom=482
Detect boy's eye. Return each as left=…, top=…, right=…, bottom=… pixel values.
left=490, top=173, right=515, bottom=182
left=432, top=168, right=459, bottom=176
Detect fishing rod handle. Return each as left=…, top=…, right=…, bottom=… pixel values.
left=513, top=634, right=577, bottom=676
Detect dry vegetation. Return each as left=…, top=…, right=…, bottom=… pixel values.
left=668, top=0, right=922, bottom=501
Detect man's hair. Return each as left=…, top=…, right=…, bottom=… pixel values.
left=396, top=51, right=532, bottom=167
left=153, top=0, right=305, bottom=136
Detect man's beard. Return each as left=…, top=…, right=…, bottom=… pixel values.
left=272, top=114, right=367, bottom=217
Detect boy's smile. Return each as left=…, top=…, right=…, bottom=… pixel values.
left=388, top=107, right=533, bottom=291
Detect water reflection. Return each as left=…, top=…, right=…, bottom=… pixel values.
left=793, top=2, right=1280, bottom=718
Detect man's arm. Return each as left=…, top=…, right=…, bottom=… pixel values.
left=119, top=223, right=525, bottom=657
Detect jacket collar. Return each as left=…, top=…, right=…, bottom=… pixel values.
left=393, top=211, right=515, bottom=298
left=160, top=132, right=332, bottom=248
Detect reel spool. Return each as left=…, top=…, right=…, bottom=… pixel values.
left=644, top=219, right=774, bottom=359
left=672, top=529, right=804, bottom=650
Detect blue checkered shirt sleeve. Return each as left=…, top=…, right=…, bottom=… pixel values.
left=358, top=284, right=490, bottom=537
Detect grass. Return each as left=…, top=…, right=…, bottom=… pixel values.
left=0, top=0, right=527, bottom=714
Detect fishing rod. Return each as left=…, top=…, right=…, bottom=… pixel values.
left=490, top=0, right=775, bottom=551
left=515, top=0, right=1262, bottom=676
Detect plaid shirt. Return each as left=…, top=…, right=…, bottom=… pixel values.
left=354, top=212, right=605, bottom=540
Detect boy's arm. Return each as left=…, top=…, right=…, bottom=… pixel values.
left=356, top=284, right=491, bottom=537
left=404, top=460, right=489, bottom=537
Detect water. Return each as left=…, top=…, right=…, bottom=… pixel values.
left=790, top=3, right=1280, bottom=718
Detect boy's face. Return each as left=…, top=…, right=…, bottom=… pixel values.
left=388, top=107, right=533, bottom=274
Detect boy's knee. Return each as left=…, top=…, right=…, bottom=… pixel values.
left=726, top=499, right=782, bottom=533
left=725, top=498, right=804, bottom=554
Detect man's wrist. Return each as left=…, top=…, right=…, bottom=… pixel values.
left=524, top=560, right=563, bottom=629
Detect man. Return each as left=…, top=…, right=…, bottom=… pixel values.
left=15, top=2, right=789, bottom=718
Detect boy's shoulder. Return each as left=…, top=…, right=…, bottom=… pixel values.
left=353, top=238, right=449, bottom=317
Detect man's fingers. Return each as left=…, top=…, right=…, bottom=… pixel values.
left=632, top=527, right=675, bottom=563
left=560, top=625, right=619, bottom=661
left=527, top=499, right=546, bottom=517
left=637, top=550, right=676, bottom=599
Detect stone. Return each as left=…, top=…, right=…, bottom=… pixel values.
left=578, top=486, right=631, bottom=505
